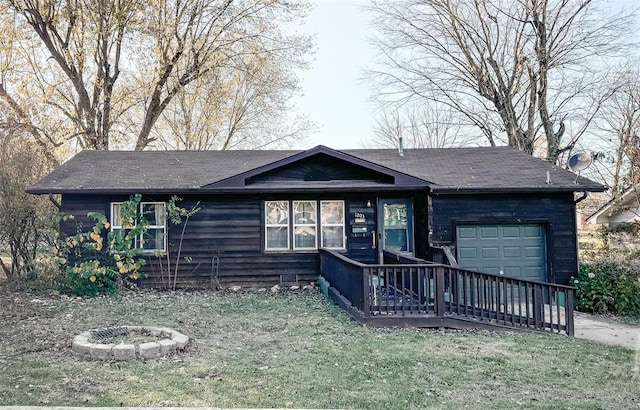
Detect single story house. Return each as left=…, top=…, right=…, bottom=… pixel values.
left=587, top=184, right=640, bottom=227
left=28, top=145, right=606, bottom=289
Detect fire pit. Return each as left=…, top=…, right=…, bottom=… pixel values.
left=72, top=326, right=189, bottom=361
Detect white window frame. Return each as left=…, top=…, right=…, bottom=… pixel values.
left=320, top=200, right=346, bottom=249
left=139, top=202, right=167, bottom=253
left=264, top=199, right=346, bottom=251
left=292, top=200, right=317, bottom=250
left=110, top=202, right=132, bottom=248
left=265, top=201, right=290, bottom=250
left=110, top=201, right=167, bottom=253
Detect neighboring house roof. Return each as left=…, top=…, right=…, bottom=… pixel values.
left=587, top=184, right=640, bottom=225
left=27, top=145, right=607, bottom=195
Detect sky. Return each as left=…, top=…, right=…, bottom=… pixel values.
left=292, top=0, right=374, bottom=150
left=290, top=0, right=639, bottom=152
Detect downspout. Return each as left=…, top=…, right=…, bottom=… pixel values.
left=574, top=192, right=588, bottom=204
left=574, top=191, right=589, bottom=277
left=48, top=193, right=61, bottom=210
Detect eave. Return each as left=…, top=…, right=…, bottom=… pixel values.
left=431, top=185, right=607, bottom=195
left=29, top=184, right=432, bottom=196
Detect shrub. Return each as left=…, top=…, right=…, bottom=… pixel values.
left=54, top=194, right=148, bottom=296
left=57, top=265, right=120, bottom=296
left=573, top=260, right=640, bottom=317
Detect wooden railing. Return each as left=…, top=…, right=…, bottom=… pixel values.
left=319, top=249, right=367, bottom=310
left=319, top=249, right=575, bottom=336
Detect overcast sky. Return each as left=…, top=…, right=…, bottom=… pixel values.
left=292, top=0, right=374, bottom=150
left=291, top=0, right=639, bottom=151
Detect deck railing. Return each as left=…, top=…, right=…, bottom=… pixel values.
left=319, top=249, right=575, bottom=336
left=319, top=248, right=367, bottom=310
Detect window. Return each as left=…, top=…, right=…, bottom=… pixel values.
left=265, top=201, right=289, bottom=250
left=293, top=201, right=317, bottom=249
left=140, top=203, right=166, bottom=251
left=110, top=201, right=166, bottom=252
left=110, top=202, right=136, bottom=242
left=321, top=201, right=345, bottom=249
left=265, top=200, right=344, bottom=251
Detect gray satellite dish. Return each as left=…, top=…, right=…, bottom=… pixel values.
left=567, top=152, right=592, bottom=183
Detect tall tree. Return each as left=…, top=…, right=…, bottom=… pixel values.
left=0, top=109, right=55, bottom=279
left=368, top=104, right=469, bottom=149
left=0, top=0, right=312, bottom=153
left=155, top=48, right=313, bottom=150
left=366, top=0, right=635, bottom=162
left=589, top=68, right=640, bottom=196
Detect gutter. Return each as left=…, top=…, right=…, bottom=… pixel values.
left=26, top=185, right=432, bottom=196
left=431, top=186, right=607, bottom=195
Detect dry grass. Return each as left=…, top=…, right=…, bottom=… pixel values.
left=0, top=256, right=9, bottom=282
left=0, top=286, right=638, bottom=409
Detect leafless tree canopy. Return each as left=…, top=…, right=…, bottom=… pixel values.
left=367, top=104, right=469, bottom=149
left=366, top=0, right=637, bottom=163
left=588, top=68, right=640, bottom=196
left=0, top=110, right=55, bottom=278
left=0, top=0, right=313, bottom=157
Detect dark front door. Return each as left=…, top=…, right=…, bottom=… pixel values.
left=378, top=199, right=414, bottom=263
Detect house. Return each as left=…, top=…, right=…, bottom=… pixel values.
left=587, top=184, right=640, bottom=227
left=28, top=145, right=605, bottom=291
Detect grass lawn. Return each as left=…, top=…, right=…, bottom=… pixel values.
left=0, top=286, right=638, bottom=409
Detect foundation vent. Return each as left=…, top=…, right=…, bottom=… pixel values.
left=280, top=274, right=298, bottom=284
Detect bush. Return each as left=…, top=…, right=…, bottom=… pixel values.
left=54, top=194, right=148, bottom=296
left=573, top=260, right=640, bottom=317
left=0, top=138, right=57, bottom=280
left=57, top=266, right=119, bottom=297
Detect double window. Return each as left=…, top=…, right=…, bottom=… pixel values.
left=265, top=200, right=345, bottom=251
left=110, top=202, right=167, bottom=252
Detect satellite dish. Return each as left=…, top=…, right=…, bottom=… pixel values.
left=567, top=152, right=593, bottom=184
left=568, top=152, right=592, bottom=172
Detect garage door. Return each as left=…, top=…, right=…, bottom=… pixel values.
left=456, top=224, right=547, bottom=281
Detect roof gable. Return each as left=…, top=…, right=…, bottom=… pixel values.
left=204, top=145, right=429, bottom=189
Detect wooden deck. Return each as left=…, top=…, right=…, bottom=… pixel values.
left=319, top=249, right=575, bottom=336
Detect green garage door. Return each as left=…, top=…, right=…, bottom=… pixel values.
left=456, top=224, right=547, bottom=281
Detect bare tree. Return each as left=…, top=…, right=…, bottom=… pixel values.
left=156, top=48, right=313, bottom=150
left=0, top=110, right=56, bottom=279
left=365, top=0, right=636, bottom=163
left=0, top=0, right=312, bottom=152
left=367, top=103, right=471, bottom=149
left=587, top=68, right=640, bottom=197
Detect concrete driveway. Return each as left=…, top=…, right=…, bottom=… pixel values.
left=574, top=311, right=640, bottom=350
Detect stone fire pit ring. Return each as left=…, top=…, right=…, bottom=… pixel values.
left=72, top=326, right=189, bottom=361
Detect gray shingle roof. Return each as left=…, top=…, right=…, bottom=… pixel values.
left=27, top=145, right=606, bottom=194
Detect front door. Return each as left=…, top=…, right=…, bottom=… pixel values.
left=378, top=199, right=414, bottom=262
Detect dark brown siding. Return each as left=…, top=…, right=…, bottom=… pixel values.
left=60, top=192, right=429, bottom=288
left=429, top=193, right=578, bottom=284
left=346, top=199, right=377, bottom=263
left=60, top=191, right=580, bottom=287
left=413, top=194, right=430, bottom=261
left=60, top=194, right=111, bottom=237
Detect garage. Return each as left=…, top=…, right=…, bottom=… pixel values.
left=456, top=224, right=547, bottom=281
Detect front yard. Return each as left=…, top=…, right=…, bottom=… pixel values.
left=0, top=286, right=637, bottom=409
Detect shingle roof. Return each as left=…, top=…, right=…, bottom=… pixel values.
left=27, top=145, right=606, bottom=194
